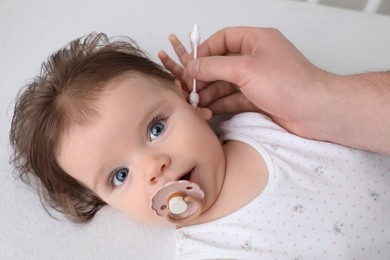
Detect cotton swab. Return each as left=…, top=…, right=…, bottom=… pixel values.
left=189, top=24, right=200, bottom=108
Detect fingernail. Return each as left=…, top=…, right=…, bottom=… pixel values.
left=188, top=60, right=199, bottom=77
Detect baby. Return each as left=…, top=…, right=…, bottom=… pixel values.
left=10, top=32, right=390, bottom=259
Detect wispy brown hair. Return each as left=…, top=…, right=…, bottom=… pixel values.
left=10, top=33, right=174, bottom=223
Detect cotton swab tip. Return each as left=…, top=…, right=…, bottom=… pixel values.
left=190, top=24, right=200, bottom=46
left=189, top=92, right=199, bottom=108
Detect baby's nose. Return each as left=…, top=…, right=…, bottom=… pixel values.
left=140, top=153, right=171, bottom=185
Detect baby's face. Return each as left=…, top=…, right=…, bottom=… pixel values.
left=57, top=73, right=226, bottom=226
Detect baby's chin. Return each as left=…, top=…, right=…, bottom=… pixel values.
left=131, top=212, right=206, bottom=228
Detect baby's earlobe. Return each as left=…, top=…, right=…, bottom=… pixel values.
left=196, top=107, right=212, bottom=120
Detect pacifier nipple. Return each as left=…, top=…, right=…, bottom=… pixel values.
left=150, top=180, right=204, bottom=224
left=168, top=193, right=188, bottom=214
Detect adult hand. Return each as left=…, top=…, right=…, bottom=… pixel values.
left=159, top=27, right=331, bottom=133
left=160, top=27, right=390, bottom=155
left=159, top=32, right=260, bottom=114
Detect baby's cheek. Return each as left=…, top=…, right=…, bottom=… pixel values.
left=116, top=200, right=170, bottom=227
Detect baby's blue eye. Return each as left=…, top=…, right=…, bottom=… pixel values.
left=149, top=121, right=165, bottom=141
left=112, top=168, right=129, bottom=187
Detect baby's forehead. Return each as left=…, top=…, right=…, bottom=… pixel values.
left=59, top=72, right=176, bottom=132
left=102, top=71, right=178, bottom=96
left=104, top=71, right=169, bottom=88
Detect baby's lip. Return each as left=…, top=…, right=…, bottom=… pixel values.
left=189, top=168, right=197, bottom=183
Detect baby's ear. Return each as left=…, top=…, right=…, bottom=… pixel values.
left=172, top=79, right=212, bottom=120
left=173, top=79, right=189, bottom=99
left=197, top=107, right=212, bottom=121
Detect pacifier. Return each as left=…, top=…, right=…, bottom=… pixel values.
left=150, top=180, right=204, bottom=225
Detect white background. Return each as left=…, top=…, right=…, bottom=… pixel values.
left=1, top=0, right=389, bottom=259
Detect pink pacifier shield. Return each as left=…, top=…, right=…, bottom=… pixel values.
left=150, top=180, right=204, bottom=219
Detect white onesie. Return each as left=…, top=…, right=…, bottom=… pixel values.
left=176, top=113, right=390, bottom=259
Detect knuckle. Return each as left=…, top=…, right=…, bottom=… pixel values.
left=264, top=27, right=283, bottom=41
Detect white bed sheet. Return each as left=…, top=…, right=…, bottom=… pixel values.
left=1, top=0, right=389, bottom=259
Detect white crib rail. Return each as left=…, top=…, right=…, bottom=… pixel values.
left=364, top=0, right=382, bottom=13
left=306, top=0, right=383, bottom=13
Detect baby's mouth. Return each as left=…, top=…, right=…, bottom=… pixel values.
left=179, top=172, right=191, bottom=181
left=178, top=168, right=195, bottom=182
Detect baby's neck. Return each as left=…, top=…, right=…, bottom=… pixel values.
left=181, top=140, right=268, bottom=226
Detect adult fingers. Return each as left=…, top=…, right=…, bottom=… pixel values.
left=197, top=26, right=264, bottom=57
left=207, top=92, right=261, bottom=115
left=168, top=34, right=190, bottom=66
left=198, top=80, right=237, bottom=107
left=158, top=50, right=188, bottom=83
left=187, top=55, right=254, bottom=87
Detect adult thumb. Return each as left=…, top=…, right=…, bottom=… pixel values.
left=187, top=56, right=245, bottom=86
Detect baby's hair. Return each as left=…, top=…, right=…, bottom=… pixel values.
left=10, top=32, right=175, bottom=223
